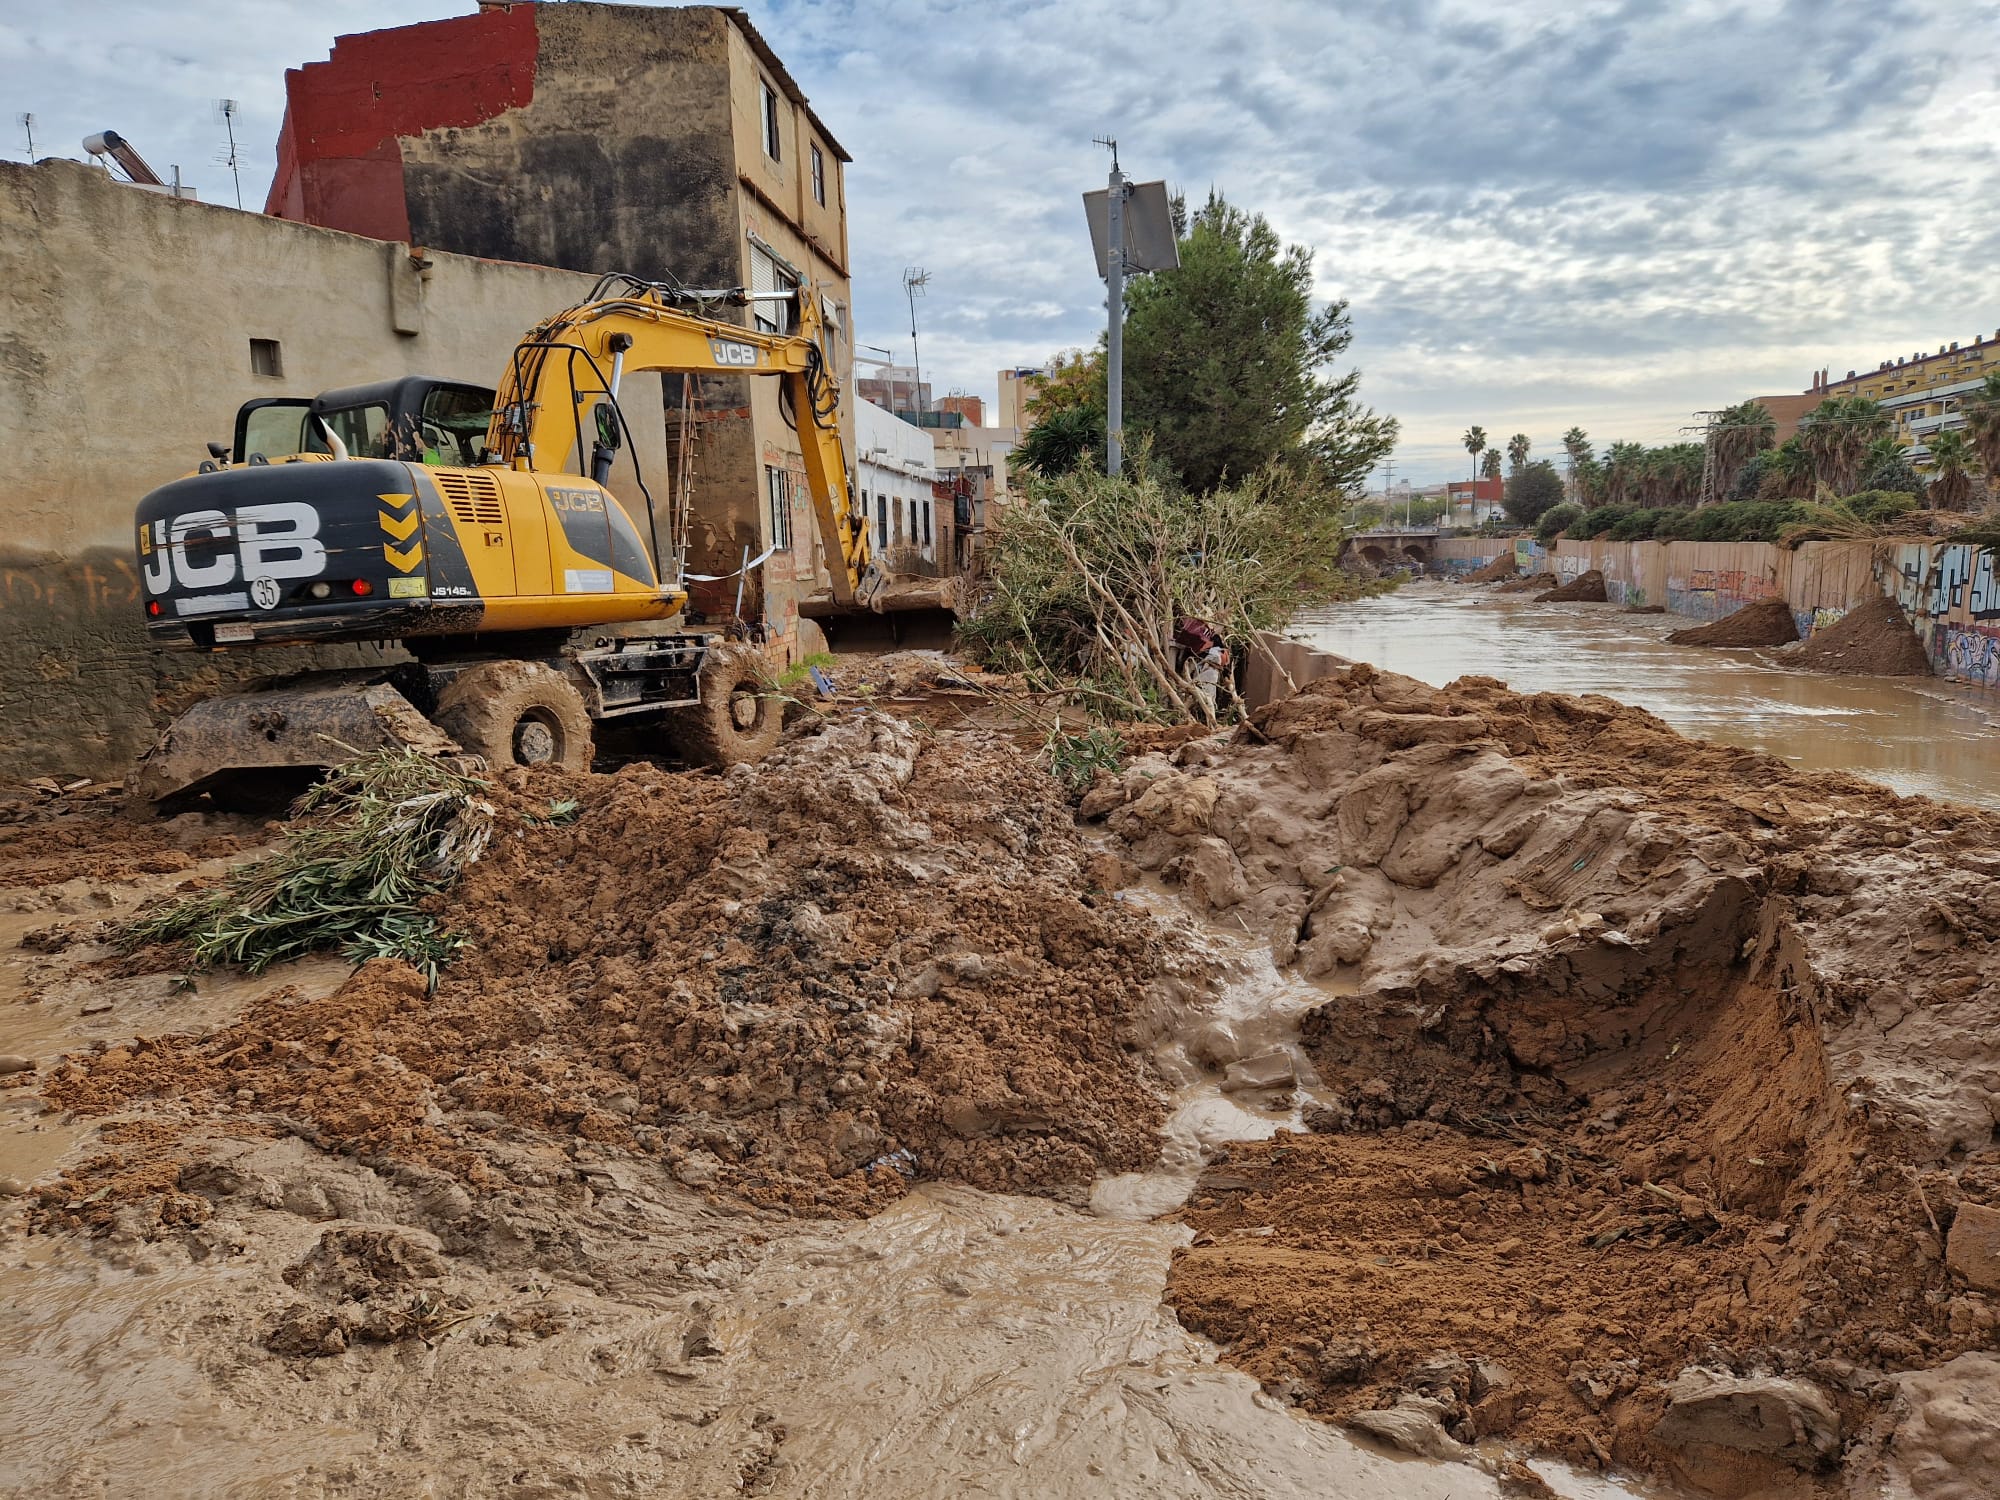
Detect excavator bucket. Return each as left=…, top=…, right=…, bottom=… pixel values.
left=130, top=670, right=459, bottom=808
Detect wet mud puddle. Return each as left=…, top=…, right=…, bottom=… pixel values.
left=1, top=882, right=1652, bottom=1498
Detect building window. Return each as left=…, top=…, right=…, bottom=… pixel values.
left=922, top=501, right=932, bottom=547
left=760, top=81, right=782, bottom=162
left=749, top=241, right=797, bottom=335
left=810, top=144, right=825, bottom=206
left=249, top=338, right=283, bottom=377
left=909, top=498, right=919, bottom=547
left=767, top=466, right=794, bottom=551
left=875, top=493, right=889, bottom=550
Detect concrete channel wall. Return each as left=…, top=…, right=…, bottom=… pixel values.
left=0, top=159, right=676, bottom=781
left=1364, top=534, right=2000, bottom=695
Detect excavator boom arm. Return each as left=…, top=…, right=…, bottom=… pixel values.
left=489, top=282, right=877, bottom=607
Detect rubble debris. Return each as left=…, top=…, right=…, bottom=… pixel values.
left=1665, top=598, right=1800, bottom=648
left=1946, top=1202, right=2000, bottom=1291
left=1787, top=594, right=1933, bottom=677
left=1464, top=553, right=1519, bottom=583
left=1496, top=573, right=1554, bottom=594
left=1534, top=568, right=1607, bottom=603
left=1653, top=1367, right=1841, bottom=1462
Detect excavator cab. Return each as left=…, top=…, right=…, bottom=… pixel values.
left=230, top=378, right=498, bottom=467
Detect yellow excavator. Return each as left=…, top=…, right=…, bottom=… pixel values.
left=131, top=274, right=881, bottom=807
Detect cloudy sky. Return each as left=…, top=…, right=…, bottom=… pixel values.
left=8, top=0, right=2000, bottom=483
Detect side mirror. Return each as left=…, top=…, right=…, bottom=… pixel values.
left=206, top=441, right=229, bottom=460
left=594, top=403, right=622, bottom=452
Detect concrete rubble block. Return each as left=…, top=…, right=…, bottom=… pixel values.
left=1173, top=835, right=1251, bottom=910
left=1345, top=1394, right=1472, bottom=1462
left=1221, top=1049, right=1297, bottom=1093
left=1947, top=1201, right=2000, bottom=1291
left=1653, top=1366, right=1841, bottom=1462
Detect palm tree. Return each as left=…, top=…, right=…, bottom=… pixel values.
left=1481, top=447, right=1502, bottom=481
left=1924, top=428, right=1978, bottom=512
left=1601, top=441, right=1645, bottom=506
left=1561, top=427, right=1590, bottom=501
left=1766, top=436, right=1812, bottom=499
left=1462, top=425, right=1487, bottom=522
left=1506, top=433, right=1531, bottom=476
left=1962, top=372, right=2000, bottom=491
left=1711, top=400, right=1774, bottom=503
left=1799, top=396, right=1889, bottom=495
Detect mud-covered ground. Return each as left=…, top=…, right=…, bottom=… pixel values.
left=5, top=659, right=2000, bottom=1497
left=1082, top=664, right=2000, bottom=1498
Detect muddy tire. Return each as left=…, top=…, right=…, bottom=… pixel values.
left=433, top=660, right=593, bottom=773
left=666, top=642, right=781, bottom=768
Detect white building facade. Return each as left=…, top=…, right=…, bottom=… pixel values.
left=857, top=397, right=940, bottom=565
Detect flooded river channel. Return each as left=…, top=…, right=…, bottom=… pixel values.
left=1294, top=583, right=2000, bottom=810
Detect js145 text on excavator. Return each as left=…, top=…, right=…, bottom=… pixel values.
left=130, top=274, right=881, bottom=808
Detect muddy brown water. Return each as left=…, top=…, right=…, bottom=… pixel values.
left=1294, top=583, right=2000, bottom=810
left=0, top=854, right=1654, bottom=1497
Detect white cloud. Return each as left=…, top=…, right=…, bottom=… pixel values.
left=9, top=0, right=2000, bottom=480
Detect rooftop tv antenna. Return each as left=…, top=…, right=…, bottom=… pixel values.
left=17, top=113, right=34, bottom=160
left=902, top=267, right=930, bottom=418
left=216, top=99, right=244, bottom=209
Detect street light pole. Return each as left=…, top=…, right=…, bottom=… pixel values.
left=1100, top=139, right=1127, bottom=478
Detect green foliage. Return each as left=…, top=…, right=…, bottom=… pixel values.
left=1536, top=501, right=1585, bottom=543
left=123, top=752, right=493, bottom=986
left=1799, top=396, right=1890, bottom=493
left=1503, top=460, right=1566, bottom=524
left=1607, top=508, right=1666, bottom=541
left=1120, top=191, right=1396, bottom=495
left=1839, top=490, right=1920, bottom=525
left=1651, top=501, right=1806, bottom=542
left=1043, top=725, right=1125, bottom=792
left=1015, top=403, right=1107, bottom=477
left=959, top=455, right=1372, bottom=723
left=1480, top=447, right=1502, bottom=481
left=776, top=651, right=839, bottom=689
left=1858, top=448, right=1923, bottom=498
left=1727, top=452, right=1771, bottom=503
left=1570, top=506, right=1630, bottom=539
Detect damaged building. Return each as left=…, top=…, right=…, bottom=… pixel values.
left=0, top=0, right=894, bottom=780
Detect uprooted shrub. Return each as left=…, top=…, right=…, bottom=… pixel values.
left=957, top=455, right=1375, bottom=724
left=122, top=752, right=495, bottom=984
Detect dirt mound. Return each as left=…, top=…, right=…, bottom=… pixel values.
left=1667, top=598, right=1800, bottom=648
left=36, top=716, right=1208, bottom=1225
left=1083, top=663, right=2000, bottom=1493
left=1790, top=594, right=1933, bottom=677
left=1535, top=568, right=1607, bottom=603
left=1495, top=573, right=1552, bottom=594
left=1464, top=553, right=1517, bottom=583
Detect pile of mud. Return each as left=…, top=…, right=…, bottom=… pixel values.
left=1666, top=598, right=1799, bottom=648
left=31, top=716, right=1207, bottom=1226
left=1496, top=573, right=1553, bottom=594
left=1535, top=568, right=1608, bottom=603
left=1081, top=664, right=2000, bottom=1495
left=1464, top=553, right=1518, bottom=584
left=1789, top=595, right=1933, bottom=677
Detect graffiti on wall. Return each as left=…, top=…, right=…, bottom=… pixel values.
left=1663, top=565, right=1780, bottom=622
left=1934, top=622, right=2000, bottom=688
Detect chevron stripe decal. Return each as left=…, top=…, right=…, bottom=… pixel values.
left=377, top=492, right=425, bottom=572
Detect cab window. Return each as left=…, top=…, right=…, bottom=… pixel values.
left=420, top=386, right=495, bottom=466
left=307, top=404, right=393, bottom=458
left=238, top=402, right=309, bottom=461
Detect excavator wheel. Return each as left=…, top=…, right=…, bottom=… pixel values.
left=667, top=642, right=781, bottom=768
left=433, top=660, right=593, bottom=774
